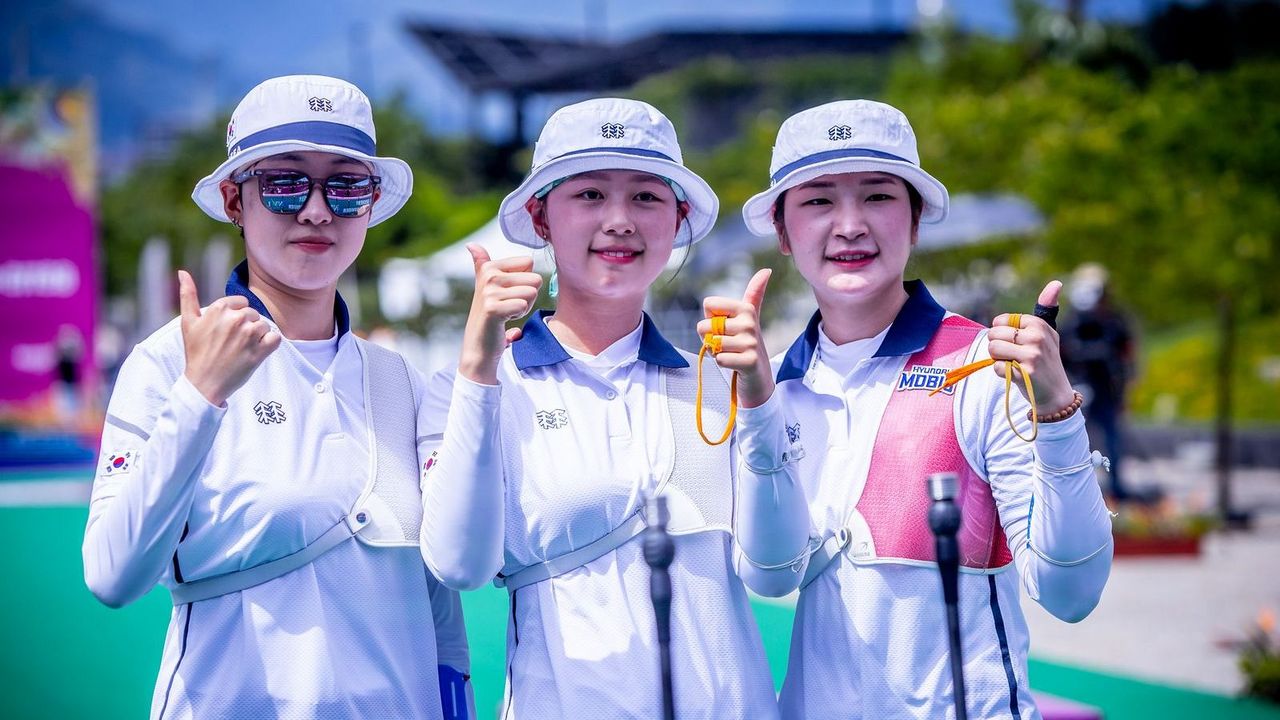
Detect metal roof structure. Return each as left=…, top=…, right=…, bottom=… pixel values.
left=407, top=25, right=909, bottom=95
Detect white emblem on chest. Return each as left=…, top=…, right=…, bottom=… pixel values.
left=534, top=408, right=569, bottom=430
left=254, top=400, right=287, bottom=424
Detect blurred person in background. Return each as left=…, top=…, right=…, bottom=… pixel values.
left=81, top=75, right=471, bottom=720
left=419, top=98, right=795, bottom=718
left=1061, top=262, right=1138, bottom=502
left=53, top=323, right=86, bottom=426
left=737, top=99, right=1114, bottom=719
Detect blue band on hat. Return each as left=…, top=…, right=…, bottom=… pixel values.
left=550, top=146, right=676, bottom=163
left=230, top=121, right=376, bottom=158
left=533, top=174, right=687, bottom=202
left=770, top=148, right=912, bottom=184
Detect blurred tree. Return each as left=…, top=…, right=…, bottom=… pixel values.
left=622, top=8, right=1279, bottom=436
left=885, top=13, right=1279, bottom=522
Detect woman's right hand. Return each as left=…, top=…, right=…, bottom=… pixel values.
left=178, top=270, right=281, bottom=406
left=458, top=244, right=542, bottom=384
left=698, top=268, right=774, bottom=408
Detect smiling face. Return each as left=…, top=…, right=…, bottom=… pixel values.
left=534, top=170, right=684, bottom=305
left=219, top=151, right=378, bottom=294
left=776, top=171, right=920, bottom=309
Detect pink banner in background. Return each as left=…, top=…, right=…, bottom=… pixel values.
left=0, top=163, right=97, bottom=405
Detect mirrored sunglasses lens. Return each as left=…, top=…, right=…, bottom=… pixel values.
left=325, top=175, right=375, bottom=218
left=258, top=172, right=310, bottom=214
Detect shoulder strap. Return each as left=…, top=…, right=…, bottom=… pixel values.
left=356, top=340, right=423, bottom=546
left=494, top=512, right=648, bottom=592
left=170, top=512, right=371, bottom=605
left=798, top=529, right=850, bottom=590
left=170, top=341, right=420, bottom=605
left=493, top=351, right=735, bottom=593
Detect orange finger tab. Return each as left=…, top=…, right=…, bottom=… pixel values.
left=710, top=315, right=726, bottom=336
left=929, top=358, right=994, bottom=396
left=695, top=342, right=737, bottom=446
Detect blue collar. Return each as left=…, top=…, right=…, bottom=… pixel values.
left=512, top=309, right=689, bottom=371
left=224, top=260, right=351, bottom=337
left=775, top=279, right=946, bottom=382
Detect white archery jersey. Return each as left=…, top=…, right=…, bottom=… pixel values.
left=757, top=282, right=1114, bottom=720
left=420, top=314, right=782, bottom=720
left=83, top=315, right=468, bottom=720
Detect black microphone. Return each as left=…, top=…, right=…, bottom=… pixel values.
left=928, top=472, right=968, bottom=720
left=643, top=495, right=676, bottom=720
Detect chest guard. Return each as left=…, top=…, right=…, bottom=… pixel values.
left=800, top=315, right=1013, bottom=589
left=495, top=350, right=733, bottom=592
left=169, top=340, right=422, bottom=605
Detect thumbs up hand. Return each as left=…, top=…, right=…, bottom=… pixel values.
left=178, top=270, right=281, bottom=407
left=698, top=268, right=775, bottom=408
left=458, top=244, right=542, bottom=385
left=988, top=280, right=1076, bottom=411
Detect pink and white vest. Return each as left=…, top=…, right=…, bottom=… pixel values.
left=801, top=315, right=1011, bottom=588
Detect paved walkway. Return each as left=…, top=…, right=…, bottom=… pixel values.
left=1024, top=460, right=1280, bottom=695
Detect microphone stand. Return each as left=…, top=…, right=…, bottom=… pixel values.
left=643, top=495, right=676, bottom=720
left=928, top=472, right=968, bottom=720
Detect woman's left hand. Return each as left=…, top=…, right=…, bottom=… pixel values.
left=699, top=269, right=774, bottom=408
left=988, top=280, right=1077, bottom=412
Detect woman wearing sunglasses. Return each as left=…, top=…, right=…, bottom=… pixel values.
left=418, top=98, right=803, bottom=718
left=736, top=100, right=1114, bottom=719
left=83, top=75, right=472, bottom=720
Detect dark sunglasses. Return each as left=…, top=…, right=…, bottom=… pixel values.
left=232, top=168, right=381, bottom=219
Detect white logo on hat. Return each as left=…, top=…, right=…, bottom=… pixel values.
left=828, top=125, right=853, bottom=141
left=308, top=97, right=334, bottom=113
left=600, top=123, right=626, bottom=139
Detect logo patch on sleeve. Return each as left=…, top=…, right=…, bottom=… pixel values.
left=897, top=365, right=954, bottom=395
left=103, top=450, right=134, bottom=475
left=786, top=422, right=801, bottom=443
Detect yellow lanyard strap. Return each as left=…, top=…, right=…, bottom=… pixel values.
left=929, top=314, right=1038, bottom=442
left=696, top=315, right=738, bottom=446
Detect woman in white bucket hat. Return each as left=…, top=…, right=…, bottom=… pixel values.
left=419, top=97, right=795, bottom=718
left=83, top=75, right=472, bottom=719
left=738, top=99, right=1114, bottom=718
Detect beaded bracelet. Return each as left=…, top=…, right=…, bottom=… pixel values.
left=1029, top=391, right=1083, bottom=424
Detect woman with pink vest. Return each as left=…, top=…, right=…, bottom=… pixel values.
left=735, top=100, right=1114, bottom=718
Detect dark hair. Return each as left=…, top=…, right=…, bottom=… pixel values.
left=772, top=181, right=924, bottom=231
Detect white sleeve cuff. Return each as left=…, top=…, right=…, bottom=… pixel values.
left=734, top=391, right=788, bottom=474
left=451, top=371, right=502, bottom=406
left=1033, top=411, right=1091, bottom=471
left=172, top=375, right=228, bottom=424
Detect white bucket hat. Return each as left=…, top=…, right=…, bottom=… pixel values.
left=498, top=98, right=719, bottom=249
left=742, top=99, right=949, bottom=237
left=192, top=75, right=412, bottom=227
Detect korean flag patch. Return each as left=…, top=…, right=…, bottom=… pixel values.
left=103, top=450, right=134, bottom=475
